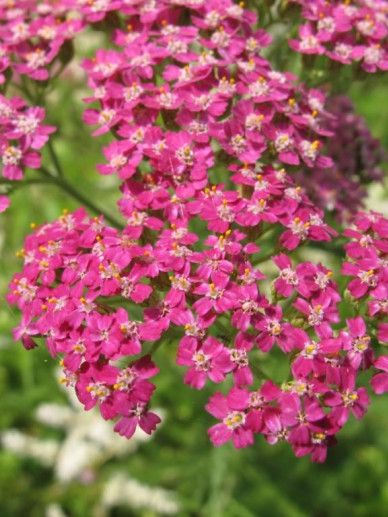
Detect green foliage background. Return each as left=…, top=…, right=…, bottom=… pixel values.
left=0, top=45, right=387, bottom=517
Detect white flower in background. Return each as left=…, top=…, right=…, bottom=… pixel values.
left=45, top=504, right=67, bottom=517
left=102, top=473, right=179, bottom=515
left=1, top=428, right=58, bottom=467
left=1, top=370, right=179, bottom=515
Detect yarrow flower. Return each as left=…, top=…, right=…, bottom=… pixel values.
left=289, top=0, right=388, bottom=72
left=2, top=0, right=388, bottom=464
left=0, top=95, right=55, bottom=180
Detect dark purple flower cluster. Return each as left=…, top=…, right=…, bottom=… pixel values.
left=297, top=95, right=385, bottom=219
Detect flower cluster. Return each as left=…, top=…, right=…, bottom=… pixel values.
left=0, top=94, right=55, bottom=210
left=8, top=202, right=388, bottom=461
left=4, top=0, right=388, bottom=463
left=296, top=95, right=385, bottom=219
left=8, top=209, right=162, bottom=439
left=289, top=0, right=388, bottom=72
left=0, top=1, right=83, bottom=83
left=0, top=94, right=55, bottom=178
left=343, top=211, right=388, bottom=341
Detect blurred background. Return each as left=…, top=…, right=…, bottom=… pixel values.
left=0, top=36, right=387, bottom=517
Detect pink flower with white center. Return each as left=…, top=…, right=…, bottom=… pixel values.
left=289, top=24, right=325, bottom=55
left=97, top=140, right=136, bottom=179
left=231, top=283, right=263, bottom=331
left=279, top=392, right=326, bottom=448
left=369, top=285, right=388, bottom=317
left=273, top=254, right=300, bottom=297
left=166, top=270, right=192, bottom=306
left=193, top=273, right=237, bottom=316
left=218, top=118, right=266, bottom=164
left=12, top=312, right=39, bottom=350
left=7, top=107, right=55, bottom=149
left=113, top=355, right=159, bottom=404
left=177, top=336, right=232, bottom=389
left=237, top=194, right=278, bottom=227
left=280, top=215, right=311, bottom=250
left=87, top=313, right=121, bottom=359
left=229, top=332, right=254, bottom=386
left=83, top=104, right=121, bottom=136
left=325, top=369, right=369, bottom=427
left=193, top=250, right=233, bottom=282
left=342, top=258, right=379, bottom=299
left=76, top=362, right=118, bottom=418
left=357, top=44, right=388, bottom=73
left=342, top=317, right=373, bottom=370
left=272, top=130, right=299, bottom=165
left=206, top=391, right=254, bottom=448
left=116, top=308, right=163, bottom=356
left=120, top=273, right=152, bottom=304
left=1, top=143, right=40, bottom=180
left=199, top=192, right=244, bottom=233
left=280, top=209, right=335, bottom=250
left=293, top=292, right=339, bottom=334
left=292, top=331, right=343, bottom=379
left=255, top=305, right=299, bottom=353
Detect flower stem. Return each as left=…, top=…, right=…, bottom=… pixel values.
left=10, top=171, right=123, bottom=229
left=51, top=174, right=123, bottom=228
left=47, top=140, right=64, bottom=178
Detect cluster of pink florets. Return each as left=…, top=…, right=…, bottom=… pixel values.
left=0, top=0, right=84, bottom=83
left=7, top=204, right=388, bottom=461
left=289, top=0, right=388, bottom=72
left=8, top=209, right=162, bottom=439
left=0, top=94, right=54, bottom=179
left=3, top=0, right=388, bottom=462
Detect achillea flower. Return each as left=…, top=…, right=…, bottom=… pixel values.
left=289, top=0, right=388, bottom=72
left=4, top=0, right=388, bottom=463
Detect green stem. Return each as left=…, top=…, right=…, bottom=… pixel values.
left=9, top=172, right=123, bottom=229
left=50, top=174, right=123, bottom=229
left=47, top=140, right=64, bottom=178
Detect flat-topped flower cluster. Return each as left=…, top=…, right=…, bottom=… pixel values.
left=289, top=0, right=388, bottom=72
left=2, top=0, right=387, bottom=462
left=7, top=206, right=388, bottom=461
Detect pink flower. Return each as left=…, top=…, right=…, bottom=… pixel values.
left=371, top=356, right=388, bottom=395
left=206, top=390, right=254, bottom=448
left=325, top=369, right=369, bottom=427
left=342, top=317, right=373, bottom=370
left=193, top=273, right=237, bottom=316
left=177, top=336, right=232, bottom=389
left=114, top=404, right=161, bottom=439
left=0, top=195, right=10, bottom=213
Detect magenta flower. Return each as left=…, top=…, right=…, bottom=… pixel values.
left=4, top=0, right=388, bottom=463
left=177, top=336, right=232, bottom=389
left=371, top=356, right=388, bottom=395
left=325, top=369, right=369, bottom=427
left=206, top=390, right=254, bottom=448
left=193, top=273, right=237, bottom=316
left=0, top=195, right=10, bottom=213
left=342, top=317, right=373, bottom=370
left=114, top=404, right=161, bottom=439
